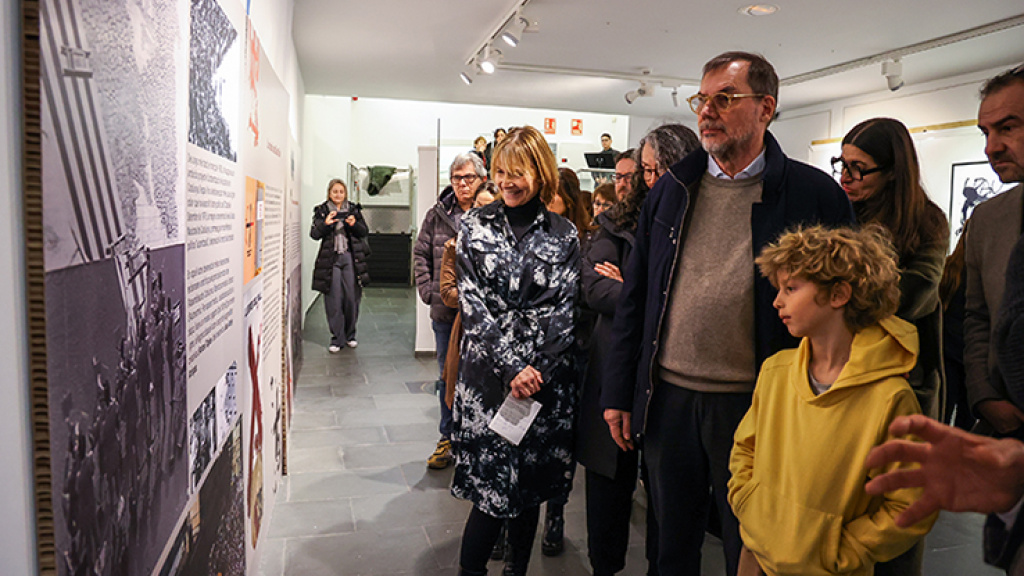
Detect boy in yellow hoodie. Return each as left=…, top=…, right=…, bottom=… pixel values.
left=728, top=225, right=937, bottom=576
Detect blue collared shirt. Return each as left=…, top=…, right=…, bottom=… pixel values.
left=707, top=148, right=767, bottom=180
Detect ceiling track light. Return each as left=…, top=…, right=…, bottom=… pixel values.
left=624, top=81, right=655, bottom=105
left=501, top=15, right=529, bottom=47
left=881, top=58, right=904, bottom=91
left=478, top=45, right=501, bottom=74
left=462, top=0, right=534, bottom=81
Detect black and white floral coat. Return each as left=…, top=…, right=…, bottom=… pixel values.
left=451, top=200, right=580, bottom=518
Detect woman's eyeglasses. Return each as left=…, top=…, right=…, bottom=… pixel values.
left=830, top=157, right=884, bottom=181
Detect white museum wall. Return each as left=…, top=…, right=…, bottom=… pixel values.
left=0, top=0, right=36, bottom=572
left=627, top=114, right=700, bottom=150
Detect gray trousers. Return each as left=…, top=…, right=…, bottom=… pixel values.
left=324, top=252, right=360, bottom=345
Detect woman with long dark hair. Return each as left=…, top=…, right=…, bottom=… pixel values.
left=837, top=118, right=949, bottom=417
left=835, top=117, right=949, bottom=576
left=453, top=126, right=580, bottom=576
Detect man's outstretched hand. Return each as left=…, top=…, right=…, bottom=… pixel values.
left=865, top=414, right=1024, bottom=527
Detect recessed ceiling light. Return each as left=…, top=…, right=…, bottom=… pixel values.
left=739, top=4, right=778, bottom=16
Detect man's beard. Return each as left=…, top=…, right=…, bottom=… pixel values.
left=700, top=121, right=756, bottom=164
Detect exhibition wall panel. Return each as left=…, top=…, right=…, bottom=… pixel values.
left=32, top=0, right=301, bottom=573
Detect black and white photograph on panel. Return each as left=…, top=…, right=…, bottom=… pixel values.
left=949, top=160, right=1016, bottom=247
left=40, top=0, right=189, bottom=573
left=189, top=387, right=217, bottom=493
left=188, top=0, right=240, bottom=161
left=40, top=0, right=184, bottom=273
left=157, top=420, right=246, bottom=576
left=46, top=245, right=189, bottom=576
left=216, top=360, right=240, bottom=443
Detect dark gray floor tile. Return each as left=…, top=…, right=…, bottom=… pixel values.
left=290, top=426, right=385, bottom=450
left=268, top=499, right=355, bottom=538
left=332, top=381, right=413, bottom=397
left=352, top=490, right=472, bottom=531
left=289, top=410, right=337, bottom=431
left=386, top=422, right=440, bottom=443
left=283, top=528, right=437, bottom=575
left=400, top=461, right=455, bottom=492
left=423, top=522, right=463, bottom=569
left=335, top=406, right=437, bottom=428
left=288, top=467, right=407, bottom=502
left=294, top=385, right=334, bottom=399
left=286, top=446, right=347, bottom=474
left=374, top=393, right=440, bottom=411
left=343, top=441, right=439, bottom=469
left=258, top=536, right=286, bottom=576
left=294, top=395, right=377, bottom=415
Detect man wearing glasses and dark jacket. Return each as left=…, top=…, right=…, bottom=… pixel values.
left=601, top=51, right=854, bottom=576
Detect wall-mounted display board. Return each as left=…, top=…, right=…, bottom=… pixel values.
left=29, top=0, right=301, bottom=573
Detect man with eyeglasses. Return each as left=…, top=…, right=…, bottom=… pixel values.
left=414, top=153, right=487, bottom=470
left=601, top=51, right=853, bottom=576
left=613, top=149, right=636, bottom=201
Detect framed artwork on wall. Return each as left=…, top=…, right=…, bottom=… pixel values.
left=949, top=160, right=1014, bottom=248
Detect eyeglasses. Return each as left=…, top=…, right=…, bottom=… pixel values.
left=593, top=200, right=615, bottom=211
left=451, top=174, right=480, bottom=185
left=686, top=92, right=766, bottom=114
left=613, top=172, right=634, bottom=182
left=830, top=157, right=885, bottom=181
left=642, top=166, right=660, bottom=180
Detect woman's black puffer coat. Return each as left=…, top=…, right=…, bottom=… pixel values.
left=310, top=200, right=371, bottom=291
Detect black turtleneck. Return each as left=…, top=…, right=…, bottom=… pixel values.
left=505, top=194, right=543, bottom=242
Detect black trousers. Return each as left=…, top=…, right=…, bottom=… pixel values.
left=459, top=505, right=540, bottom=572
left=585, top=449, right=660, bottom=576
left=643, top=382, right=751, bottom=576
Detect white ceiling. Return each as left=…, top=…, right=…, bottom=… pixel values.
left=293, top=0, right=1024, bottom=117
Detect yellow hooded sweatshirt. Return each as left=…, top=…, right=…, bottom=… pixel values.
left=728, top=316, right=937, bottom=576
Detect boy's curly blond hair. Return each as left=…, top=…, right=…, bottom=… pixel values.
left=755, top=224, right=901, bottom=332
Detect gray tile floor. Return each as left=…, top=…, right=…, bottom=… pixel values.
left=260, top=286, right=1000, bottom=576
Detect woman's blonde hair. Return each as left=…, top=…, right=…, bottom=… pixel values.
left=756, top=224, right=901, bottom=332
left=490, top=126, right=560, bottom=204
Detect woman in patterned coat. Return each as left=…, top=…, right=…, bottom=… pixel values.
left=452, top=126, right=580, bottom=576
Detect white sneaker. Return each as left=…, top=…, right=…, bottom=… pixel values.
left=347, top=340, right=358, bottom=348
left=328, top=344, right=341, bottom=353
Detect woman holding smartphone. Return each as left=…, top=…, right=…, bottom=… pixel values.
left=310, top=178, right=370, bottom=352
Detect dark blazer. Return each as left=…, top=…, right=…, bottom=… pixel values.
left=965, top=184, right=1024, bottom=416
left=577, top=211, right=634, bottom=478
left=600, top=131, right=855, bottom=441
left=310, top=201, right=370, bottom=291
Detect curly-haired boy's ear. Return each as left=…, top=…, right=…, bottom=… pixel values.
left=830, top=281, right=852, bottom=308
